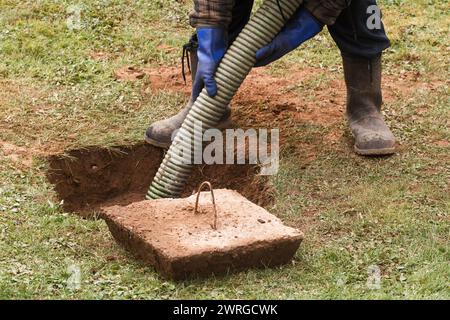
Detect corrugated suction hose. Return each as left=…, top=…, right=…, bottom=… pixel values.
left=147, top=0, right=302, bottom=199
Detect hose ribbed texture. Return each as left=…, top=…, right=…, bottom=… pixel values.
left=147, top=0, right=302, bottom=199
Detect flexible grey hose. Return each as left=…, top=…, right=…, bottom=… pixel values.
left=147, top=0, right=302, bottom=199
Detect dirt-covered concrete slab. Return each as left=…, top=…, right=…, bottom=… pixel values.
left=102, top=189, right=303, bottom=280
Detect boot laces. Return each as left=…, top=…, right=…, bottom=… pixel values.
left=181, top=34, right=198, bottom=84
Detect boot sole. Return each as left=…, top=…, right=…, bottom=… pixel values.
left=144, top=117, right=233, bottom=149
left=354, top=145, right=396, bottom=156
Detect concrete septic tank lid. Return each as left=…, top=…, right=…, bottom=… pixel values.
left=102, top=188, right=303, bottom=280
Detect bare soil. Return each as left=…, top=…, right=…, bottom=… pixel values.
left=116, top=65, right=421, bottom=130
left=115, top=64, right=424, bottom=160
left=102, top=189, right=303, bottom=280
left=0, top=140, right=34, bottom=168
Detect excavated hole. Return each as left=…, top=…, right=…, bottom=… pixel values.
left=46, top=143, right=273, bottom=217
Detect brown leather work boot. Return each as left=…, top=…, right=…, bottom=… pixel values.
left=343, top=54, right=396, bottom=156
left=145, top=98, right=232, bottom=148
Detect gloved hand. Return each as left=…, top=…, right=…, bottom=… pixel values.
left=192, top=27, right=228, bottom=100
left=255, top=7, right=324, bottom=67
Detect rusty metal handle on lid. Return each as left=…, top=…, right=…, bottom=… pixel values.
left=193, top=181, right=218, bottom=230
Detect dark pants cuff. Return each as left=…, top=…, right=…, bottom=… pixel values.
left=328, top=0, right=390, bottom=58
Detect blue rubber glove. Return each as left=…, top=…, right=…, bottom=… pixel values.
left=192, top=27, right=228, bottom=100
left=255, top=8, right=324, bottom=67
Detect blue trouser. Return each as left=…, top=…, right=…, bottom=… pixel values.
left=227, top=0, right=390, bottom=59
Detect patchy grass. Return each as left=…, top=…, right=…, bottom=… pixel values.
left=0, top=0, right=449, bottom=299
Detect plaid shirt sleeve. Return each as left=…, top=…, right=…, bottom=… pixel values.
left=189, top=0, right=350, bottom=29
left=189, top=0, right=236, bottom=28
left=304, top=0, right=351, bottom=25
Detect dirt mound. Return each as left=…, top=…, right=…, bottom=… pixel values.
left=114, top=64, right=421, bottom=132
left=115, top=65, right=345, bottom=127
left=46, top=143, right=272, bottom=216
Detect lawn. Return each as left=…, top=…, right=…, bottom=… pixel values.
left=0, top=0, right=448, bottom=299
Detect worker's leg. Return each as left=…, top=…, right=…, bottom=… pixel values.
left=329, top=0, right=396, bottom=155
left=228, top=0, right=255, bottom=43
left=145, top=0, right=253, bottom=148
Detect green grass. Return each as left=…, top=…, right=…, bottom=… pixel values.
left=0, top=0, right=449, bottom=299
